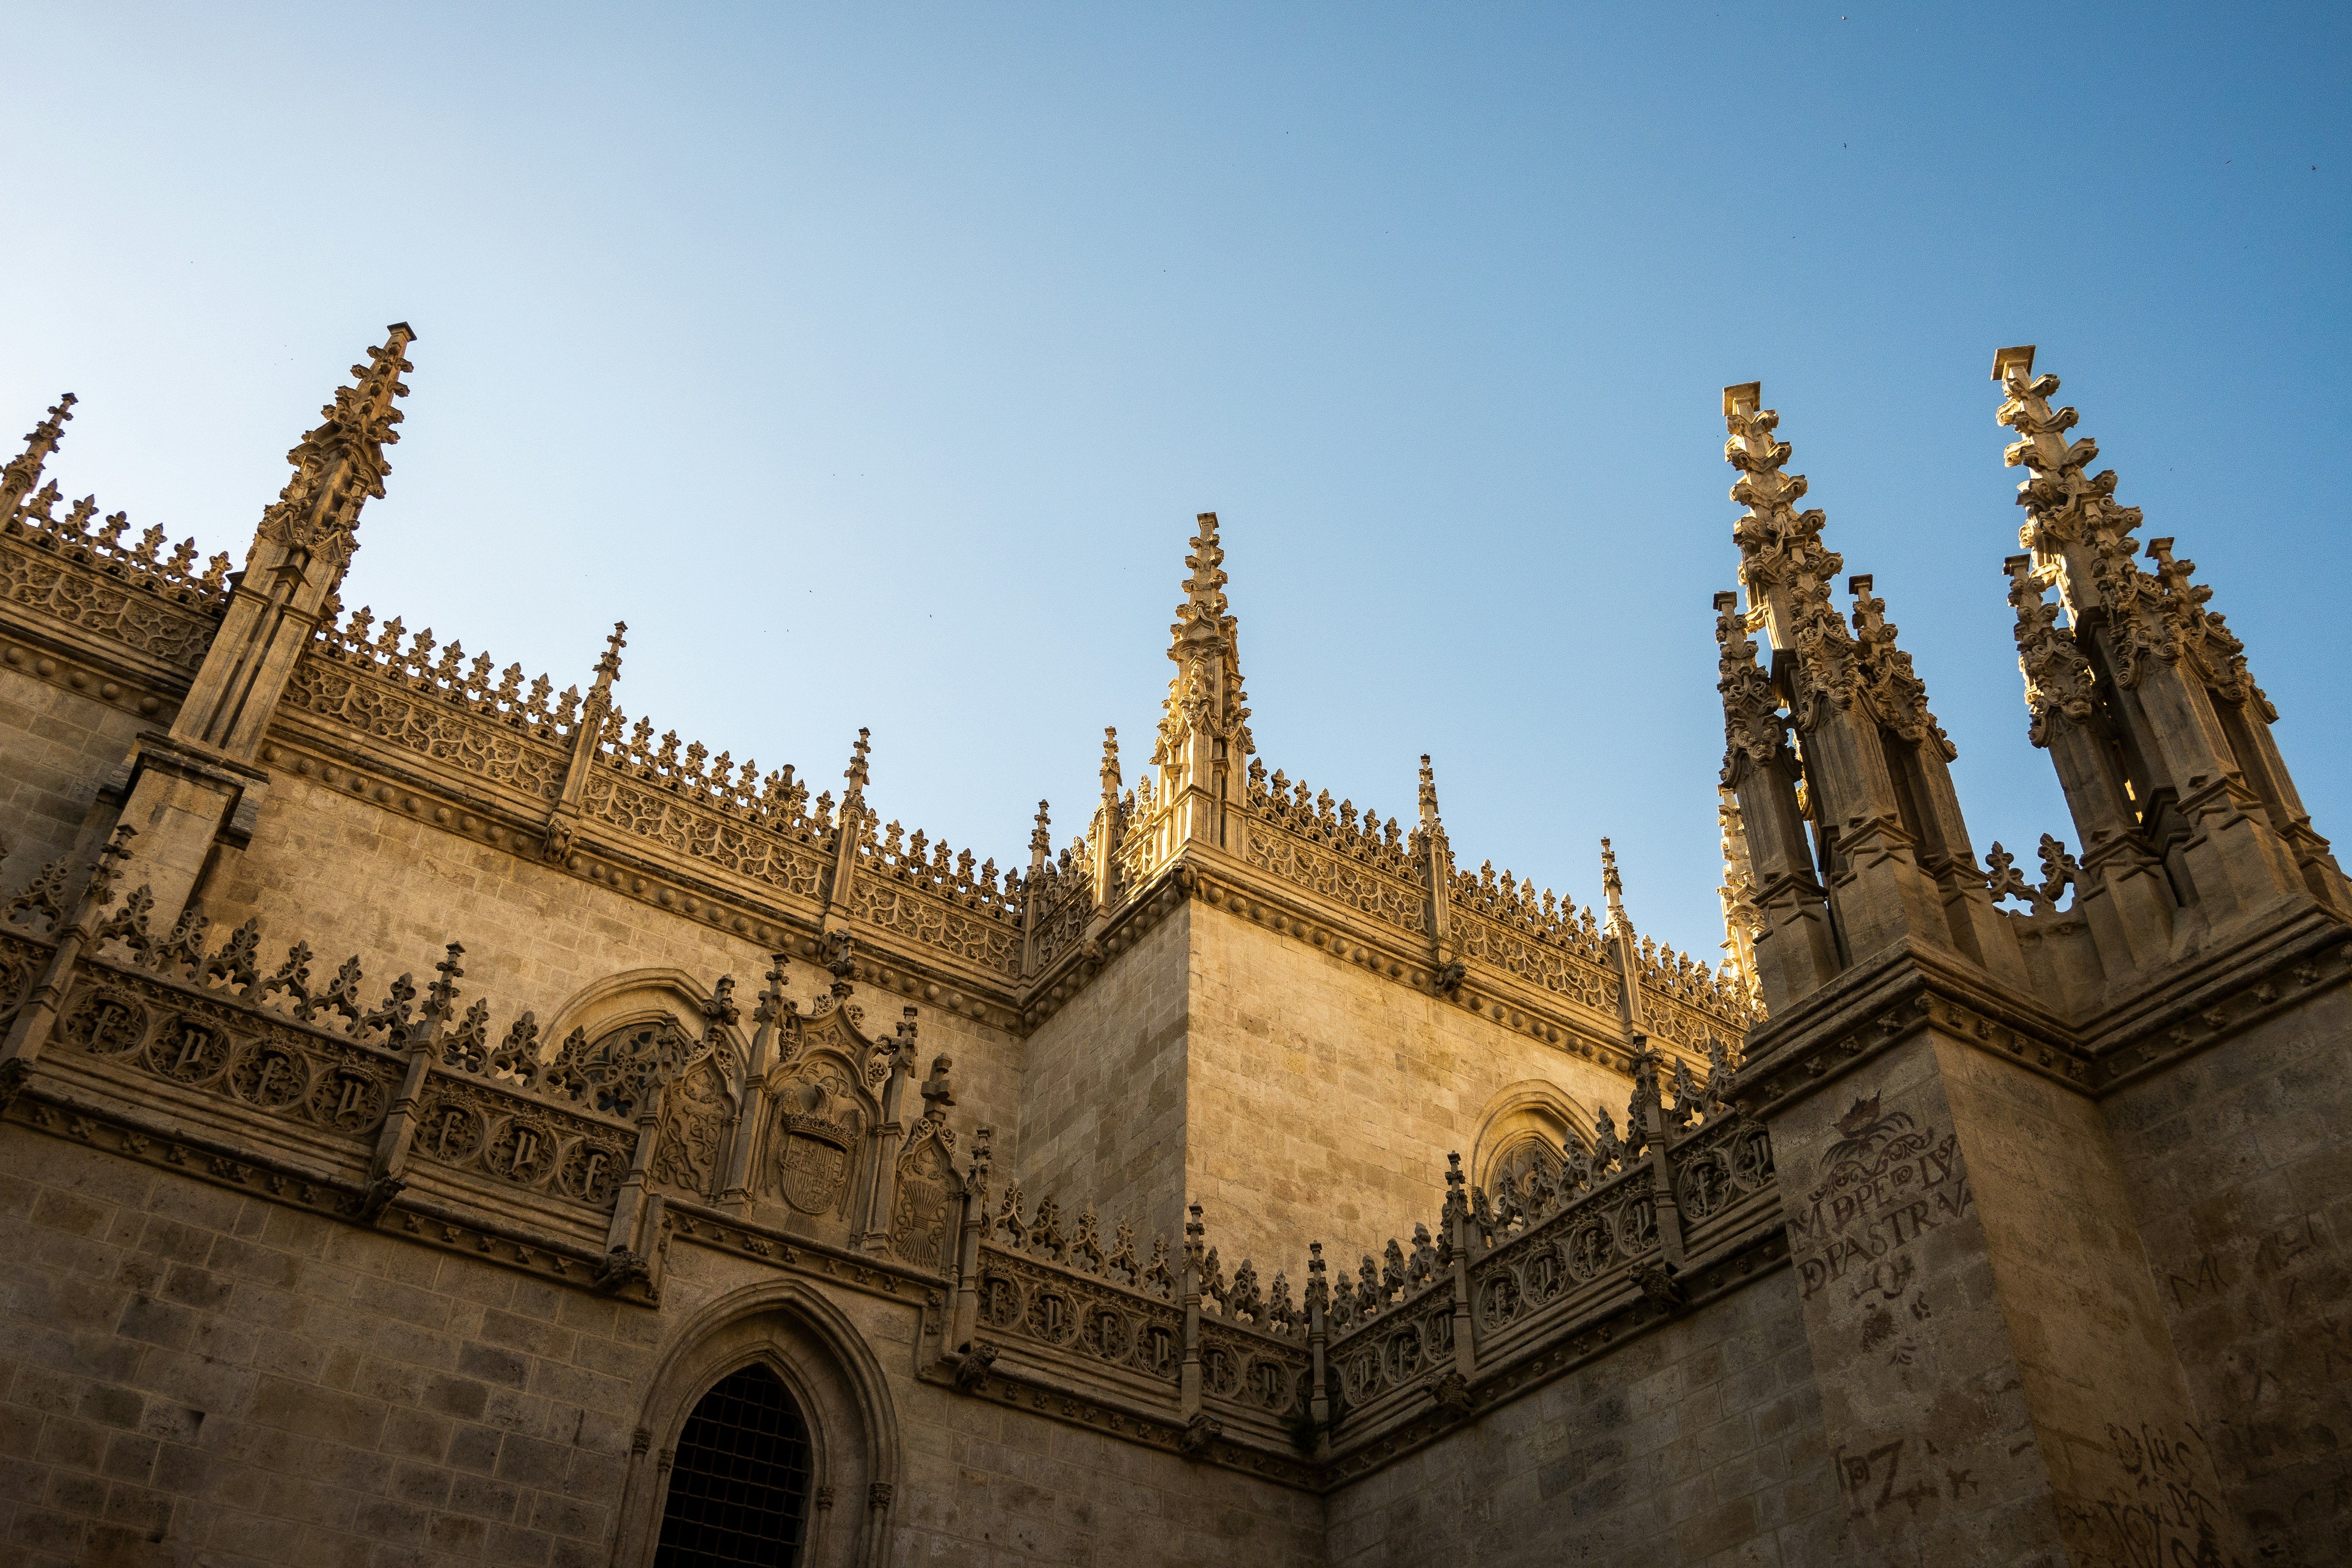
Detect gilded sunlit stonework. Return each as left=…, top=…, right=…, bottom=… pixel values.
left=0, top=332, right=2344, bottom=1567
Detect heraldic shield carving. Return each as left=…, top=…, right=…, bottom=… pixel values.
left=773, top=1063, right=864, bottom=1217
left=890, top=1137, right=957, bottom=1270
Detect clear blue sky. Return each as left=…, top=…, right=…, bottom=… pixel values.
left=5, top=4, right=2345, bottom=963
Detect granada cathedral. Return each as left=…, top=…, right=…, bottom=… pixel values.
left=0, top=325, right=2342, bottom=1568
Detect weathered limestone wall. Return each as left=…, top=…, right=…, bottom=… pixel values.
left=1770, top=1029, right=2077, bottom=1565
left=2104, top=982, right=2352, bottom=1568
left=1929, top=1032, right=2229, bottom=1566
left=1763, top=1018, right=2252, bottom=1566
left=205, top=772, right=1029, bottom=1171
left=1013, top=906, right=1191, bottom=1248
left=0, top=1125, right=642, bottom=1568
left=0, top=1120, right=1323, bottom=1568
left=1185, top=901, right=1635, bottom=1273
left=0, top=664, right=145, bottom=879
left=1325, top=1266, right=1846, bottom=1567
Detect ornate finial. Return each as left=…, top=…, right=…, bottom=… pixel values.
left=1723, top=381, right=1855, bottom=720
left=1846, top=574, right=1954, bottom=760
left=424, top=941, right=465, bottom=1025
left=844, top=728, right=871, bottom=793
left=255, top=324, right=417, bottom=589
left=0, top=393, right=75, bottom=518
left=1715, top=589, right=1782, bottom=784
left=2006, top=554, right=2096, bottom=748
left=1179, top=511, right=1228, bottom=616
left=1601, top=838, right=1631, bottom=936
left=753, top=953, right=790, bottom=1028
left=1994, top=345, right=2146, bottom=621
left=1156, top=513, right=1252, bottom=766
left=1099, top=727, right=1121, bottom=807
left=1717, top=787, right=1763, bottom=1007
left=2000, top=351, right=2265, bottom=708
left=95, top=822, right=138, bottom=872
left=1416, top=754, right=1441, bottom=829
left=591, top=621, right=628, bottom=698
left=1027, top=801, right=1051, bottom=868
left=703, top=975, right=741, bottom=1037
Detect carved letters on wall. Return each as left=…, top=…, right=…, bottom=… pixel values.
left=1786, top=1092, right=1969, bottom=1307
left=411, top=1077, right=629, bottom=1206
left=0, top=541, right=218, bottom=668
left=975, top=1244, right=1185, bottom=1385
left=285, top=658, right=567, bottom=798
left=58, top=975, right=401, bottom=1141
left=1198, top=1319, right=1310, bottom=1418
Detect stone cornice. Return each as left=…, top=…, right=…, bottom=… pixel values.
left=6, top=1082, right=651, bottom=1305
left=1732, top=939, right=2088, bottom=1118
left=1733, top=911, right=2352, bottom=1114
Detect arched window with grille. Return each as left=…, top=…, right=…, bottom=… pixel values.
left=654, top=1364, right=815, bottom=1567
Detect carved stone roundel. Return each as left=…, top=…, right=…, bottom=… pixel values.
left=150, top=1017, right=233, bottom=1083
left=65, top=990, right=147, bottom=1055
left=228, top=1044, right=311, bottom=1111
left=310, top=1068, right=387, bottom=1134
left=562, top=1140, right=623, bottom=1204
left=487, top=1119, right=558, bottom=1185
left=1566, top=1219, right=1613, bottom=1281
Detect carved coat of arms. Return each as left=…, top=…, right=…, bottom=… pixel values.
left=773, top=1068, right=862, bottom=1216
left=890, top=1136, right=956, bottom=1269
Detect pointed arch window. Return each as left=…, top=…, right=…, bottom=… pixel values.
left=654, top=1364, right=814, bottom=1567
left=1492, top=1134, right=1562, bottom=1196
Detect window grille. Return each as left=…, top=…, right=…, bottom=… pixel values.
left=654, top=1364, right=814, bottom=1567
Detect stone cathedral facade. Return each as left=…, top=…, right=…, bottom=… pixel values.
left=0, top=326, right=2343, bottom=1568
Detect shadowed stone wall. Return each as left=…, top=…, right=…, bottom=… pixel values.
left=1184, top=900, right=1642, bottom=1278
left=2104, top=988, right=2352, bottom=1567
left=1325, top=1268, right=1846, bottom=1568
left=0, top=665, right=149, bottom=882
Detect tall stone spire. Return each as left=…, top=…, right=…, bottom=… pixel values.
left=108, top=327, right=422, bottom=924
left=1090, top=727, right=1124, bottom=913
left=1599, top=838, right=1631, bottom=938
left=590, top=621, right=628, bottom=700
left=1723, top=381, right=1855, bottom=724
left=0, top=394, right=74, bottom=519
left=170, top=325, right=418, bottom=762
left=1715, top=788, right=1762, bottom=1007
left=1153, top=512, right=1253, bottom=850
left=1712, top=589, right=1836, bottom=1009
left=1993, top=346, right=2348, bottom=925
left=1722, top=381, right=2008, bottom=984
left=1415, top=754, right=1458, bottom=971
left=542, top=621, right=629, bottom=861
left=254, top=323, right=416, bottom=592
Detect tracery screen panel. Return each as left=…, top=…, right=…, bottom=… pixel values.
left=654, top=1365, right=814, bottom=1568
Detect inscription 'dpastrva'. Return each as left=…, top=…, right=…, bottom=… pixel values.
left=1787, top=1094, right=1973, bottom=1302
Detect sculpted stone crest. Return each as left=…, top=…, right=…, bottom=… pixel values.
left=773, top=1064, right=862, bottom=1216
